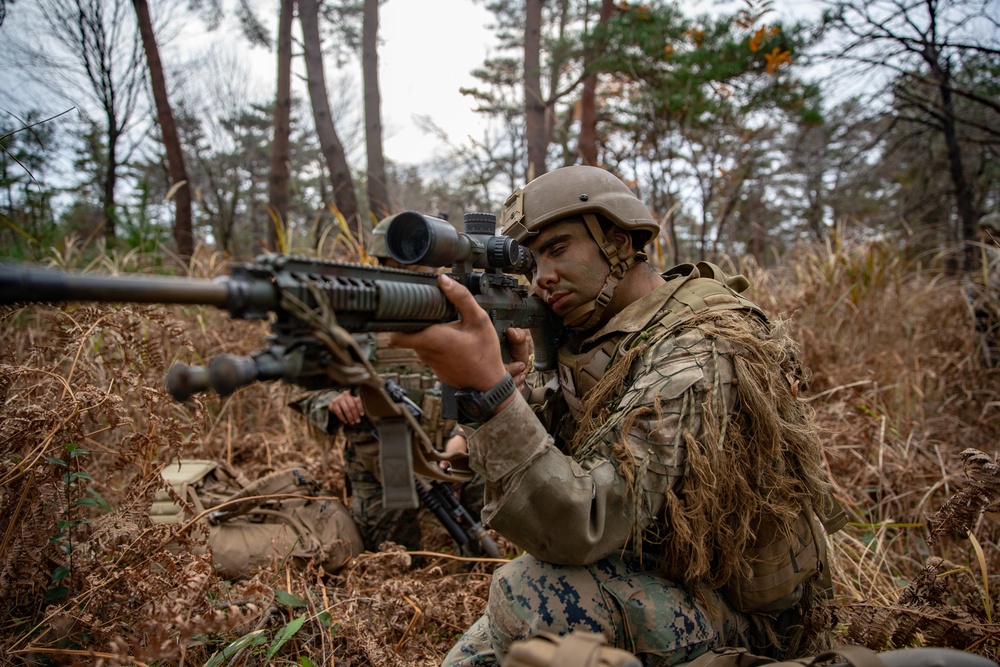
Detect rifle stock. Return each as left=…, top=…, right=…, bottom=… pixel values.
left=0, top=212, right=564, bottom=511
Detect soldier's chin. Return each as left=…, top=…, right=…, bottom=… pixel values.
left=562, top=303, right=597, bottom=330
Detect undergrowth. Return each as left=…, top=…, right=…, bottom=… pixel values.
left=0, top=233, right=997, bottom=665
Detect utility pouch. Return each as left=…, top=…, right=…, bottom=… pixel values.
left=683, top=645, right=886, bottom=667
left=501, top=631, right=641, bottom=667
left=722, top=505, right=826, bottom=613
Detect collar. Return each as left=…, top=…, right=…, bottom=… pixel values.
left=578, top=270, right=693, bottom=345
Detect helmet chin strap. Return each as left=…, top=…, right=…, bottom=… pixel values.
left=562, top=213, right=640, bottom=333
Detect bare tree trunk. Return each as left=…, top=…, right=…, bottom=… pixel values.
left=104, top=125, right=120, bottom=241
left=579, top=0, right=612, bottom=166
left=805, top=167, right=827, bottom=242
left=668, top=211, right=680, bottom=266
left=931, top=57, right=978, bottom=273
left=267, top=0, right=294, bottom=251
left=132, top=0, right=194, bottom=263
left=363, top=0, right=390, bottom=225
left=525, top=0, right=546, bottom=179
left=710, top=157, right=752, bottom=257
left=50, top=0, right=144, bottom=242
left=822, top=0, right=992, bottom=275
left=298, top=0, right=360, bottom=236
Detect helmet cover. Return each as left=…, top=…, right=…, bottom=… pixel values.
left=501, top=166, right=659, bottom=247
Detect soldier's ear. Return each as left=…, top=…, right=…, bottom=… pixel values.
left=610, top=225, right=634, bottom=254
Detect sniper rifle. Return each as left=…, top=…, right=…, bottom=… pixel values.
left=0, top=211, right=564, bottom=511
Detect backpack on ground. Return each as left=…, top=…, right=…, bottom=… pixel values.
left=150, top=459, right=363, bottom=578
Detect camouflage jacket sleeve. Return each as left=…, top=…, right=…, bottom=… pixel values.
left=291, top=389, right=379, bottom=444
left=468, top=328, right=735, bottom=565
left=290, top=390, right=344, bottom=434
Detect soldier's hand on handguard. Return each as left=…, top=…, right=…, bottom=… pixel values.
left=390, top=275, right=518, bottom=415
left=327, top=391, right=365, bottom=425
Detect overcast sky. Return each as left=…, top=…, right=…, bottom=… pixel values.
left=371, top=0, right=498, bottom=165
left=176, top=0, right=828, bottom=166
left=0, top=0, right=827, bottom=169
left=373, top=0, right=825, bottom=165
left=366, top=0, right=826, bottom=165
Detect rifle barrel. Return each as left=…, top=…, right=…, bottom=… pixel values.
left=0, top=265, right=230, bottom=307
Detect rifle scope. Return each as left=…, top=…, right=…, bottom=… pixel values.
left=385, top=211, right=535, bottom=275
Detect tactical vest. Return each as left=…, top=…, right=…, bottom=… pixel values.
left=557, top=262, right=763, bottom=420
left=555, top=262, right=843, bottom=614
left=369, top=331, right=456, bottom=450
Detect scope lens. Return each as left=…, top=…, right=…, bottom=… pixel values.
left=386, top=211, right=464, bottom=267
left=386, top=212, right=430, bottom=264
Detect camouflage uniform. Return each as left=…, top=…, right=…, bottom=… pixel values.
left=430, top=166, right=842, bottom=667
left=292, top=333, right=454, bottom=551
left=454, top=552, right=748, bottom=667
left=293, top=332, right=481, bottom=552
left=444, top=265, right=827, bottom=667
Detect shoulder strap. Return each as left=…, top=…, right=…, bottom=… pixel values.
left=613, top=265, right=765, bottom=362
left=820, top=497, right=849, bottom=535
left=653, top=276, right=765, bottom=338
left=211, top=467, right=316, bottom=522
left=694, top=261, right=751, bottom=293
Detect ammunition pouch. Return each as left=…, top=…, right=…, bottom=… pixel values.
left=724, top=504, right=826, bottom=614
left=419, top=390, right=456, bottom=451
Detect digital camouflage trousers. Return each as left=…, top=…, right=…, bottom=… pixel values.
left=443, top=552, right=753, bottom=667
left=345, top=441, right=422, bottom=551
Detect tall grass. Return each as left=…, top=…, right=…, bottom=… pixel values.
left=749, top=232, right=999, bottom=654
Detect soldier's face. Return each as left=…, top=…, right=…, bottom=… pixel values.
left=524, top=218, right=611, bottom=319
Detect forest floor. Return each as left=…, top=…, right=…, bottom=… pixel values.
left=1, top=237, right=998, bottom=666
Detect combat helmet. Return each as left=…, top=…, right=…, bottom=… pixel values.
left=368, top=216, right=394, bottom=260
left=500, top=166, right=660, bottom=333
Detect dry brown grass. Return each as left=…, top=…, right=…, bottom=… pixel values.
left=745, top=233, right=999, bottom=658
left=0, top=237, right=997, bottom=665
